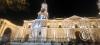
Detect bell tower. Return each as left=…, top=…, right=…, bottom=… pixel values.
left=37, top=0, right=48, bottom=19
left=31, top=0, right=48, bottom=41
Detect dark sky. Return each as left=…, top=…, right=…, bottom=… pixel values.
left=0, top=0, right=99, bottom=25
left=47, top=0, right=98, bottom=18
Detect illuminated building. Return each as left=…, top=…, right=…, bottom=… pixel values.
left=23, top=1, right=100, bottom=43
left=1, top=0, right=100, bottom=45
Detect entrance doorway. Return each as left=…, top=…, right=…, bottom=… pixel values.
left=1, top=28, right=12, bottom=45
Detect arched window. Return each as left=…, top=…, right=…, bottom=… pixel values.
left=59, top=25, right=62, bottom=28
left=47, top=25, right=49, bottom=28
left=28, top=25, right=31, bottom=28
left=75, top=25, right=78, bottom=28
left=39, top=31, right=41, bottom=35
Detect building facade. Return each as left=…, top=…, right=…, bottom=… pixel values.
left=0, top=1, right=100, bottom=44
left=23, top=2, right=100, bottom=42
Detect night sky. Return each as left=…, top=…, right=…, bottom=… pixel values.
left=0, top=0, right=99, bottom=25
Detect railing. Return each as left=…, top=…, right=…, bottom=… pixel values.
left=0, top=37, right=96, bottom=42
left=0, top=38, right=100, bottom=45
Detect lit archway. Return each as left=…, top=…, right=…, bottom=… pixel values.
left=1, top=28, right=12, bottom=45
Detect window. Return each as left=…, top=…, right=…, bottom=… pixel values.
left=75, top=25, right=78, bottom=28
left=39, top=32, right=41, bottom=35
left=59, top=25, right=61, bottom=28
left=47, top=25, right=49, bottom=28
left=28, top=25, right=31, bottom=28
